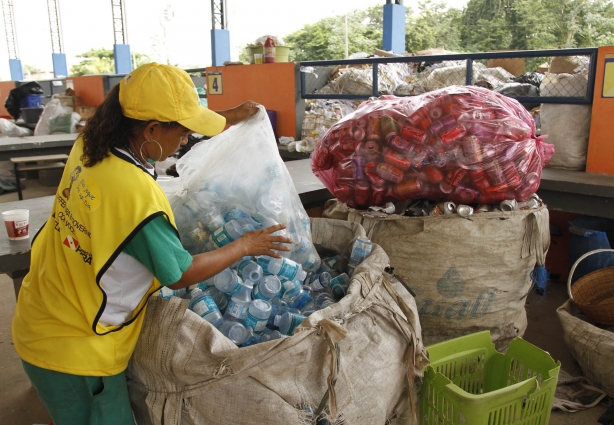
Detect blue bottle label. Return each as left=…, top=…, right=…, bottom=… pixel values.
left=257, top=257, right=271, bottom=274
left=244, top=312, right=267, bottom=333
left=237, top=260, right=252, bottom=275
left=197, top=281, right=210, bottom=291
left=224, top=208, right=249, bottom=221
left=289, top=291, right=313, bottom=310
left=288, top=313, right=307, bottom=334
left=192, top=295, right=220, bottom=317
left=253, top=284, right=271, bottom=301
left=213, top=227, right=232, bottom=247
left=278, top=261, right=299, bottom=281
left=227, top=300, right=248, bottom=320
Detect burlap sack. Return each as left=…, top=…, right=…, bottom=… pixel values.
left=127, top=218, right=428, bottom=425
left=557, top=300, right=614, bottom=397
left=338, top=201, right=550, bottom=350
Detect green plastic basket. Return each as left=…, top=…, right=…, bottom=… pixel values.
left=420, top=331, right=560, bottom=425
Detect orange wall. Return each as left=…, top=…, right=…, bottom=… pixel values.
left=0, top=81, right=16, bottom=118
left=205, top=63, right=297, bottom=138
left=587, top=46, right=614, bottom=174
left=66, top=75, right=106, bottom=107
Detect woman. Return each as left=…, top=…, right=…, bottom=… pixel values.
left=12, top=63, right=292, bottom=424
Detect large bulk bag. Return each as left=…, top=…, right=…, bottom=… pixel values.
left=333, top=201, right=549, bottom=350
left=127, top=218, right=428, bottom=425
left=557, top=300, right=614, bottom=397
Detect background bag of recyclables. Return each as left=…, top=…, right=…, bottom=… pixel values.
left=167, top=106, right=320, bottom=271
left=311, top=86, right=554, bottom=208
left=127, top=218, right=428, bottom=425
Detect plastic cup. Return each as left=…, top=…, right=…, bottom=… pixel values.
left=254, top=53, right=263, bottom=64
left=2, top=209, right=29, bottom=240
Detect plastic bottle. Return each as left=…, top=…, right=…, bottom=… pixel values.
left=256, top=256, right=307, bottom=283
left=349, top=237, right=373, bottom=266
left=223, top=280, right=254, bottom=321
left=243, top=299, right=272, bottom=334
left=281, top=281, right=314, bottom=310
left=212, top=220, right=244, bottom=248
left=218, top=321, right=249, bottom=345
left=188, top=289, right=223, bottom=327
left=274, top=311, right=307, bottom=335
left=264, top=37, right=276, bottom=63
left=253, top=275, right=282, bottom=300
left=260, top=330, right=285, bottom=342
left=214, top=268, right=243, bottom=294
left=158, top=286, right=186, bottom=299
left=314, top=292, right=336, bottom=309
left=267, top=298, right=300, bottom=328
left=237, top=259, right=264, bottom=283
left=309, top=271, right=332, bottom=291
left=330, top=273, right=351, bottom=300
left=203, top=286, right=229, bottom=313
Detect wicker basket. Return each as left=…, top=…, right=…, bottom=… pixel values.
left=567, top=249, right=614, bottom=325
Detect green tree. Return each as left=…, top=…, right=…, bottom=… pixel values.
left=284, top=6, right=383, bottom=61
left=70, top=48, right=152, bottom=76
left=405, top=0, right=463, bottom=53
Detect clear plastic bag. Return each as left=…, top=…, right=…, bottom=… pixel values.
left=34, top=98, right=80, bottom=136
left=168, top=106, right=321, bottom=271
left=311, top=86, right=555, bottom=208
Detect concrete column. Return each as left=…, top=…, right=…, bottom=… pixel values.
left=52, top=53, right=68, bottom=78
left=211, top=29, right=230, bottom=66
left=113, top=44, right=132, bottom=74
left=383, top=3, right=406, bottom=54
left=8, top=59, right=23, bottom=81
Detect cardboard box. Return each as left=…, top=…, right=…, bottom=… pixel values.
left=487, top=51, right=525, bottom=77
left=75, top=105, right=96, bottom=120
left=55, top=95, right=75, bottom=107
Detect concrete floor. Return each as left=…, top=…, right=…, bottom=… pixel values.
left=0, top=177, right=611, bottom=424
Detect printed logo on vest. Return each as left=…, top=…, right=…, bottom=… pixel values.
left=62, top=235, right=92, bottom=265
left=63, top=235, right=79, bottom=250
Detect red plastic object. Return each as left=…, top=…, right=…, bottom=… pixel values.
left=311, top=86, right=554, bottom=208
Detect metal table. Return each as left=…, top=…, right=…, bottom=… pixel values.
left=0, top=134, right=77, bottom=161
left=0, top=159, right=332, bottom=298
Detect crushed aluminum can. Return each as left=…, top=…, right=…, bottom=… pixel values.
left=476, top=203, right=491, bottom=213
left=500, top=199, right=519, bottom=212
left=456, top=204, right=474, bottom=218
left=368, top=202, right=396, bottom=215
left=430, top=202, right=456, bottom=216
left=528, top=193, right=542, bottom=203
left=517, top=198, right=540, bottom=210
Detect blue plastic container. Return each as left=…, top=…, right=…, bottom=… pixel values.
left=569, top=217, right=614, bottom=284
left=20, top=94, right=42, bottom=108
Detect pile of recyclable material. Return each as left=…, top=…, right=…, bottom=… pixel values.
left=168, top=106, right=321, bottom=276
left=311, top=86, right=554, bottom=209
left=159, top=237, right=373, bottom=347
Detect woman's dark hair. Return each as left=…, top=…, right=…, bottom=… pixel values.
left=81, top=84, right=180, bottom=167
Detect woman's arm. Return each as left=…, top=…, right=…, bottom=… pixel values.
left=168, top=224, right=291, bottom=289
left=214, top=100, right=259, bottom=126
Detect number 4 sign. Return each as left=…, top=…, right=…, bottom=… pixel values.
left=207, top=72, right=223, bottom=95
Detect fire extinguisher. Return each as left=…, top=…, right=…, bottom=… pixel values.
left=264, top=37, right=276, bottom=63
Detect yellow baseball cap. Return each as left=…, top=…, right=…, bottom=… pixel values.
left=119, top=62, right=226, bottom=136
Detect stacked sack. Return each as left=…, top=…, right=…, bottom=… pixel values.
left=311, top=86, right=554, bottom=208
left=159, top=236, right=373, bottom=348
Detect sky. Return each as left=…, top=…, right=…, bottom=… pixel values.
left=0, top=0, right=469, bottom=81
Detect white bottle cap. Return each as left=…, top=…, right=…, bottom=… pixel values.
left=273, top=314, right=282, bottom=327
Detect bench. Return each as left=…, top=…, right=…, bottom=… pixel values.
left=10, top=154, right=69, bottom=200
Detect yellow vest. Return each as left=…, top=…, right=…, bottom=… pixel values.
left=12, top=137, right=177, bottom=376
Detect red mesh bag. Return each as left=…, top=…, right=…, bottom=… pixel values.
left=311, top=86, right=554, bottom=208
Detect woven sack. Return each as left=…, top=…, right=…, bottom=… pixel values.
left=557, top=300, right=614, bottom=397
left=338, top=200, right=550, bottom=350
left=127, top=218, right=428, bottom=425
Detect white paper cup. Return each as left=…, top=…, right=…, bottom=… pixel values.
left=2, top=209, right=30, bottom=241
left=254, top=53, right=263, bottom=64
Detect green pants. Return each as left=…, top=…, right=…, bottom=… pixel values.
left=22, top=360, right=134, bottom=425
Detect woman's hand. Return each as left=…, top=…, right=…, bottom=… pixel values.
left=238, top=224, right=292, bottom=258
left=215, top=100, right=260, bottom=126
